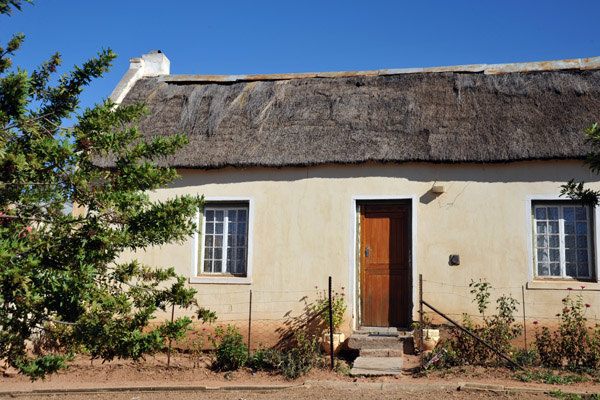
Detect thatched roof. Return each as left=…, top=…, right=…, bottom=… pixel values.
left=97, top=57, right=600, bottom=169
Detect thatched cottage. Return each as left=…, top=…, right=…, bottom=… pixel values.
left=106, top=52, right=600, bottom=339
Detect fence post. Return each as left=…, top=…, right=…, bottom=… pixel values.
left=248, top=289, right=253, bottom=359
left=419, top=274, right=423, bottom=370
left=329, top=276, right=334, bottom=370
left=522, top=285, right=527, bottom=350
left=167, top=303, right=175, bottom=369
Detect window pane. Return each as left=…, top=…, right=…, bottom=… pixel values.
left=228, top=234, right=235, bottom=247
left=205, top=248, right=213, bottom=260
left=548, top=221, right=559, bottom=234
left=576, top=236, right=587, bottom=249
left=578, top=263, right=589, bottom=277
left=576, top=222, right=587, bottom=234
left=575, top=207, right=587, bottom=220
left=565, top=221, right=575, bottom=234
left=237, top=235, right=246, bottom=246
left=549, top=235, right=560, bottom=248
left=206, top=223, right=214, bottom=234
left=549, top=249, right=560, bottom=262
left=537, top=249, right=548, bottom=262
left=550, top=263, right=561, bottom=276
left=215, top=235, right=223, bottom=247
left=566, top=263, right=577, bottom=277
left=228, top=221, right=237, bottom=234
left=238, top=223, right=247, bottom=234
left=236, top=247, right=246, bottom=259
left=538, top=263, right=549, bottom=276
left=214, top=248, right=222, bottom=260
left=565, top=235, right=575, bottom=248
left=213, top=260, right=222, bottom=273
left=204, top=260, right=212, bottom=273
left=228, top=210, right=237, bottom=220
left=205, top=210, right=214, bottom=221
left=236, top=260, right=245, bottom=273
left=548, top=207, right=559, bottom=220
left=215, top=223, right=223, bottom=234
left=536, top=222, right=547, bottom=234
left=576, top=249, right=588, bottom=263
left=536, top=235, right=547, bottom=248
left=205, top=235, right=213, bottom=247
left=564, top=207, right=575, bottom=221
left=535, top=208, right=547, bottom=220
left=227, top=247, right=232, bottom=259
left=238, top=209, right=247, bottom=219
left=215, top=210, right=224, bottom=221
left=565, top=249, right=575, bottom=262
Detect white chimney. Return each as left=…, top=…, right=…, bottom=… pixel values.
left=109, top=51, right=170, bottom=104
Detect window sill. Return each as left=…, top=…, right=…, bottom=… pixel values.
left=527, top=281, right=600, bottom=291
left=189, top=276, right=251, bottom=285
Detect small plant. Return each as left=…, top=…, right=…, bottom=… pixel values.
left=435, top=279, right=522, bottom=366
left=512, top=348, right=540, bottom=367
left=311, top=286, right=347, bottom=331
left=535, top=288, right=600, bottom=370
left=277, top=328, right=324, bottom=380
left=514, top=369, right=588, bottom=385
left=411, top=312, right=432, bottom=331
left=181, top=327, right=209, bottom=368
left=470, top=279, right=492, bottom=316
left=249, top=345, right=278, bottom=370
left=213, top=325, right=248, bottom=371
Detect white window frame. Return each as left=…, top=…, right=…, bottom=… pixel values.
left=526, top=195, right=600, bottom=283
left=190, top=197, right=253, bottom=284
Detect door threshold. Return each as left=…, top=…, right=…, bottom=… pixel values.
left=355, top=326, right=409, bottom=334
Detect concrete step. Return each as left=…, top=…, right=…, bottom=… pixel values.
left=359, top=348, right=403, bottom=357
left=347, top=331, right=414, bottom=355
left=350, top=356, right=403, bottom=376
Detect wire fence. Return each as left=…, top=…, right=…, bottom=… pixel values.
left=421, top=278, right=600, bottom=324
left=169, top=280, right=343, bottom=354
left=168, top=275, right=600, bottom=356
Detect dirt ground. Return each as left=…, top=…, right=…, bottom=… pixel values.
left=1, top=352, right=600, bottom=399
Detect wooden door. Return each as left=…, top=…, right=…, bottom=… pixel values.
left=360, top=204, right=411, bottom=327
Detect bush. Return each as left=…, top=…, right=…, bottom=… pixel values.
left=249, top=345, right=279, bottom=371
left=249, top=329, right=324, bottom=380
left=434, top=279, right=522, bottom=367
left=277, top=328, right=324, bottom=380
left=535, top=288, right=600, bottom=370
left=213, top=326, right=248, bottom=371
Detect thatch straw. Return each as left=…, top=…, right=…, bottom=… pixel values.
left=95, top=69, right=600, bottom=169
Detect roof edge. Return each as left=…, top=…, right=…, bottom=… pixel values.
left=158, top=56, right=600, bottom=84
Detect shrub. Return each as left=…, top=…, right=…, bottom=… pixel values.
left=535, top=288, right=600, bottom=370
left=310, top=286, right=347, bottom=331
left=435, top=279, right=522, bottom=366
left=250, top=329, right=324, bottom=380
left=249, top=345, right=279, bottom=371
left=213, top=326, right=247, bottom=371
left=277, top=328, right=324, bottom=380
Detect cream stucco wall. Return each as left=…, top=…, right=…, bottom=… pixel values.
left=126, top=160, right=600, bottom=336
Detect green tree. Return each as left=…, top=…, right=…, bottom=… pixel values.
left=0, top=1, right=205, bottom=378
left=561, top=123, right=600, bottom=206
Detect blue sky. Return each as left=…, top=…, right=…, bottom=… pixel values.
left=1, top=0, right=599, bottom=116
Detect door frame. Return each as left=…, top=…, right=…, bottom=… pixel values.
left=349, top=195, right=418, bottom=331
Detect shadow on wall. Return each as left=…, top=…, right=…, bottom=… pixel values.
left=168, top=160, right=597, bottom=188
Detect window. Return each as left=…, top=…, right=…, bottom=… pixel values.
left=533, top=203, right=593, bottom=279
left=201, top=205, right=248, bottom=276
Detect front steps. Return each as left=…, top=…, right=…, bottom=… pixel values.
left=347, top=330, right=413, bottom=376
